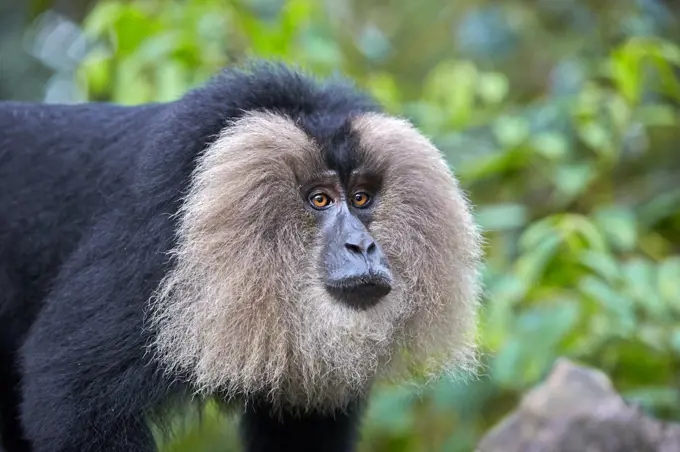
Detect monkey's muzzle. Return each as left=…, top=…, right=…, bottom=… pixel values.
left=323, top=226, right=393, bottom=310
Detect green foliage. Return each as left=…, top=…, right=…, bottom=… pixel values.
left=72, top=0, right=680, bottom=449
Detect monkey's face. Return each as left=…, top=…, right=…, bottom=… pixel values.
left=151, top=111, right=483, bottom=412
left=302, top=171, right=393, bottom=310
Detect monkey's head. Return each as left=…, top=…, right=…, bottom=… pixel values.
left=151, top=72, right=483, bottom=413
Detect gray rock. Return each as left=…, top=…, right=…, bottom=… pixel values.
left=477, top=358, right=680, bottom=452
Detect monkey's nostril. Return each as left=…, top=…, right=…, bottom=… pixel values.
left=345, top=243, right=363, bottom=254
left=366, top=242, right=376, bottom=255
left=344, top=237, right=376, bottom=256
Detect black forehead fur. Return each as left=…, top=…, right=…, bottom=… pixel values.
left=298, top=115, right=363, bottom=185
left=174, top=61, right=381, bottom=185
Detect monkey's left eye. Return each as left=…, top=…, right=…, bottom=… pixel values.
left=309, top=193, right=333, bottom=209
left=351, top=192, right=371, bottom=208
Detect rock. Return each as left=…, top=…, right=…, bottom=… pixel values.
left=476, top=358, right=680, bottom=452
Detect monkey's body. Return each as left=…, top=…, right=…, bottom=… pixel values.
left=0, top=102, right=169, bottom=452
left=0, top=64, right=482, bottom=452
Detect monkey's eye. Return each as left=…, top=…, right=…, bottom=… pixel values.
left=309, top=193, right=333, bottom=209
left=351, top=192, right=371, bottom=208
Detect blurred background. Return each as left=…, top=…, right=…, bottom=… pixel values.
left=2, top=0, right=680, bottom=450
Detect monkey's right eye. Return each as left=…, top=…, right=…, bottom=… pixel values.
left=309, top=193, right=333, bottom=209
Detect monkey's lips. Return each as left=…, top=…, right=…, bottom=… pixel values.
left=324, top=273, right=393, bottom=310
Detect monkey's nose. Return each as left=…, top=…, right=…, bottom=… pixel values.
left=344, top=233, right=377, bottom=259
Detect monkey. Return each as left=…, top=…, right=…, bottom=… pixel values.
left=0, top=61, right=483, bottom=452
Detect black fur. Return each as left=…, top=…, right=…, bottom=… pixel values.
left=0, top=62, right=380, bottom=452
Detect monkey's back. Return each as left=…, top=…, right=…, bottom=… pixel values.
left=0, top=101, right=164, bottom=346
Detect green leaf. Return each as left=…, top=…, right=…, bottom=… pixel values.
left=622, top=258, right=667, bottom=319
left=637, top=323, right=668, bottom=352
left=637, top=189, right=680, bottom=227
left=493, top=116, right=530, bottom=149
left=514, top=233, right=562, bottom=285
left=365, top=386, right=415, bottom=433
left=508, top=301, right=580, bottom=384
left=519, top=217, right=558, bottom=252
left=560, top=214, right=608, bottom=252
left=356, top=24, right=392, bottom=62
left=606, top=94, right=632, bottom=132
left=592, top=206, right=638, bottom=252
left=458, top=146, right=526, bottom=180
left=476, top=72, right=509, bottom=105
left=423, top=61, right=478, bottom=128
left=610, top=44, right=642, bottom=104
left=82, top=1, right=124, bottom=36
left=670, top=327, right=680, bottom=355
left=490, top=337, right=524, bottom=388
left=134, top=32, right=180, bottom=64
left=483, top=276, right=527, bottom=350
left=532, top=132, right=569, bottom=160
left=623, top=386, right=680, bottom=411
left=516, top=301, right=580, bottom=347
left=78, top=50, right=113, bottom=97
left=554, top=163, right=594, bottom=202
left=578, top=275, right=636, bottom=335
left=579, top=250, right=621, bottom=284
left=111, top=6, right=160, bottom=56
left=658, top=257, right=680, bottom=309
left=487, top=274, right=529, bottom=307
left=113, top=58, right=152, bottom=104
left=635, top=104, right=677, bottom=127
left=430, top=377, right=494, bottom=417
left=366, top=73, right=402, bottom=114
left=155, top=62, right=188, bottom=102
left=474, top=203, right=528, bottom=231
left=577, top=121, right=615, bottom=158
left=651, top=52, right=680, bottom=104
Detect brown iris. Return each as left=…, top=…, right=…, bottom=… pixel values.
left=351, top=192, right=371, bottom=208
left=310, top=193, right=332, bottom=209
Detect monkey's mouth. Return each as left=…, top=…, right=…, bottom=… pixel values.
left=324, top=273, right=393, bottom=310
